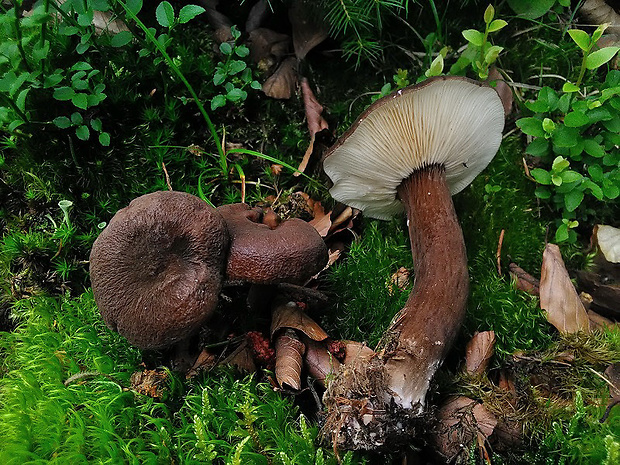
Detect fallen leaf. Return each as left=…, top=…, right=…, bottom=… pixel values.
left=92, top=11, right=129, bottom=35
left=270, top=164, right=283, bottom=176
left=296, top=78, right=329, bottom=175
left=487, top=67, right=513, bottom=115
left=588, top=309, right=618, bottom=330
left=601, top=363, right=620, bottom=422
left=304, top=338, right=342, bottom=387
left=271, top=299, right=328, bottom=341
left=248, top=28, right=291, bottom=65
left=308, top=201, right=332, bottom=236
left=130, top=369, right=169, bottom=398
left=289, top=0, right=330, bottom=60
left=221, top=341, right=257, bottom=373
left=186, top=349, right=217, bottom=379
left=432, top=396, right=498, bottom=463
left=387, top=267, right=410, bottom=296
left=539, top=244, right=590, bottom=334
left=262, top=57, right=297, bottom=99
left=595, top=225, right=620, bottom=263
left=245, top=0, right=269, bottom=32
left=343, top=341, right=375, bottom=365
left=202, top=0, right=233, bottom=44
left=465, top=331, right=496, bottom=376
left=275, top=329, right=306, bottom=390
left=509, top=262, right=540, bottom=295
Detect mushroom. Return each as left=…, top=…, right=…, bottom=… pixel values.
left=321, top=76, right=505, bottom=448
left=89, top=191, right=229, bottom=350
left=217, top=203, right=328, bottom=285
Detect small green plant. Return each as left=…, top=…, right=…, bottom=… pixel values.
left=211, top=26, right=261, bottom=111
left=450, top=4, right=507, bottom=80
left=516, top=26, right=620, bottom=243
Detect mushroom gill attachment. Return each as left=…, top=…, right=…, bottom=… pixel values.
left=90, top=191, right=229, bottom=350
left=321, top=76, right=505, bottom=450
left=217, top=203, right=328, bottom=284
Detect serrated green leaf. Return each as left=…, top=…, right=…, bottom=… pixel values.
left=70, top=112, right=83, bottom=125
left=110, top=30, right=133, bottom=47
left=585, top=47, right=620, bottom=70
left=229, top=60, right=246, bottom=74
left=72, top=93, right=88, bottom=110
left=179, top=5, right=205, bottom=24
left=90, top=118, right=102, bottom=131
left=462, top=29, right=484, bottom=47
left=75, top=125, right=90, bottom=140
left=53, top=86, right=75, bottom=101
left=530, top=168, right=552, bottom=185
left=211, top=94, right=226, bottom=110
left=568, top=29, right=590, bottom=51
left=235, top=45, right=250, bottom=58
left=213, top=72, right=226, bottom=86
left=53, top=116, right=71, bottom=129
left=155, top=1, right=175, bottom=28
left=227, top=88, right=247, bottom=102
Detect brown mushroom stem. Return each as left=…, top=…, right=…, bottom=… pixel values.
left=323, top=165, right=467, bottom=448
left=384, top=164, right=468, bottom=410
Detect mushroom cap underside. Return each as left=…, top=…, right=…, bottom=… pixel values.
left=323, top=76, right=505, bottom=220
left=217, top=203, right=328, bottom=284
left=89, top=191, right=228, bottom=350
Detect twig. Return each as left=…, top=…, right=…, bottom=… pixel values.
left=496, top=229, right=505, bottom=275
left=162, top=162, right=172, bottom=191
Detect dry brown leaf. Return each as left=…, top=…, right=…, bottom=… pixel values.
left=202, top=0, right=233, bottom=44
left=130, top=369, right=169, bottom=398
left=289, top=0, right=330, bottom=60
left=465, top=331, right=496, bottom=376
left=602, top=363, right=620, bottom=422
left=271, top=300, right=328, bottom=341
left=343, top=341, right=375, bottom=365
left=487, top=67, right=513, bottom=115
left=387, top=267, right=410, bottom=296
left=92, top=11, right=129, bottom=35
left=222, top=341, right=257, bottom=373
left=296, top=78, right=329, bottom=175
left=308, top=200, right=332, bottom=236
left=275, top=329, right=306, bottom=390
left=588, top=309, right=618, bottom=330
left=262, top=57, right=297, bottom=99
left=432, top=396, right=498, bottom=463
left=186, top=349, right=217, bottom=379
left=248, top=28, right=291, bottom=64
left=245, top=0, right=269, bottom=32
left=539, top=244, right=590, bottom=334
left=304, top=338, right=342, bottom=386
left=509, top=262, right=540, bottom=296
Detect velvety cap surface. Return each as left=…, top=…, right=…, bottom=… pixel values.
left=323, top=76, right=505, bottom=219
left=89, top=191, right=228, bottom=349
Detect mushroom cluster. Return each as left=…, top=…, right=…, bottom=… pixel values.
left=322, top=76, right=505, bottom=449
left=90, top=191, right=328, bottom=352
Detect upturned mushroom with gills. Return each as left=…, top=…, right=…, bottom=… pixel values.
left=322, top=76, right=505, bottom=449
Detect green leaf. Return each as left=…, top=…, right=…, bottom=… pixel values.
left=568, top=29, right=590, bottom=51
left=425, top=54, right=444, bottom=77
left=530, top=168, right=552, bottom=185
left=235, top=45, right=250, bottom=58
left=562, top=82, right=580, bottom=93
left=53, top=86, right=75, bottom=101
left=525, top=138, right=550, bottom=157
left=462, top=29, right=484, bottom=47
left=213, top=71, right=226, bottom=86
left=552, top=125, right=579, bottom=147
left=602, top=181, right=619, bottom=199
left=227, top=87, right=247, bottom=102
left=483, top=4, right=494, bottom=24
left=516, top=117, right=545, bottom=137
left=588, top=164, right=604, bottom=182
left=53, top=116, right=71, bottom=129
left=560, top=170, right=582, bottom=183
left=219, top=42, right=233, bottom=55
left=507, top=0, right=555, bottom=19
left=484, top=45, right=503, bottom=63
left=90, top=118, right=102, bottom=131
left=250, top=80, right=262, bottom=90
left=555, top=224, right=569, bottom=243
left=211, top=94, right=226, bottom=110
left=72, top=80, right=89, bottom=91
left=535, top=186, right=551, bottom=199
left=563, top=110, right=589, bottom=127
left=77, top=10, right=94, bottom=27
left=487, top=19, right=507, bottom=33
left=585, top=47, right=620, bottom=70
left=43, top=74, right=63, bottom=89
left=229, top=60, right=247, bottom=74
left=552, top=156, right=570, bottom=172
left=155, top=1, right=175, bottom=28
left=564, top=189, right=584, bottom=212
left=583, top=179, right=604, bottom=199
left=583, top=139, right=605, bottom=158
left=110, top=30, right=133, bottom=47
left=551, top=174, right=562, bottom=186
left=76, top=43, right=90, bottom=54
left=70, top=112, right=83, bottom=125
left=72, top=93, right=88, bottom=110
left=542, top=117, right=556, bottom=133
left=558, top=94, right=572, bottom=113
left=75, top=125, right=90, bottom=140
left=99, top=132, right=111, bottom=146
left=125, top=0, right=143, bottom=15
left=178, top=5, right=205, bottom=24
left=71, top=62, right=92, bottom=71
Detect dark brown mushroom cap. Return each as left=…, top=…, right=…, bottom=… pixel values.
left=89, top=191, right=229, bottom=350
left=217, top=203, right=328, bottom=284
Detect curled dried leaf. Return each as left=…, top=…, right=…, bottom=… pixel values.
left=509, top=262, right=540, bottom=296
left=540, top=244, right=590, bottom=334
left=271, top=300, right=328, bottom=341
left=275, top=329, right=306, bottom=390
left=465, top=331, right=496, bottom=376
left=186, top=349, right=217, bottom=379
left=304, top=338, right=342, bottom=386
left=289, top=0, right=330, bottom=60
left=296, top=78, right=330, bottom=175
left=262, top=57, right=297, bottom=99
left=343, top=341, right=375, bottom=366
